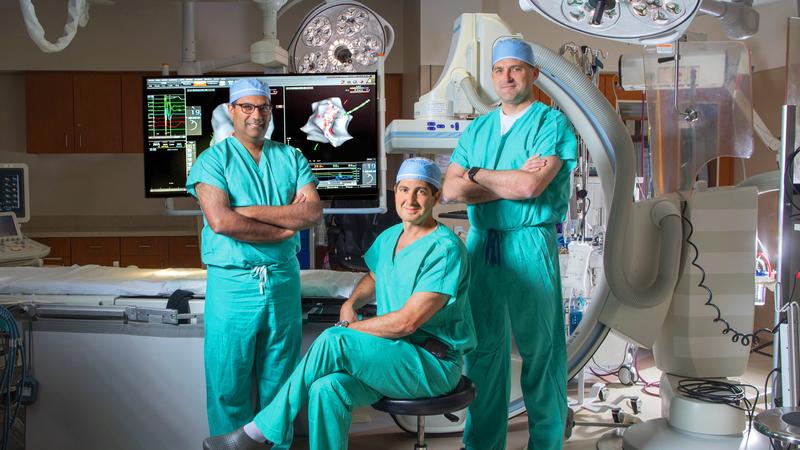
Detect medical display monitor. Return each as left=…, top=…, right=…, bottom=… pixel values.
left=143, top=73, right=379, bottom=199
left=0, top=164, right=29, bottom=222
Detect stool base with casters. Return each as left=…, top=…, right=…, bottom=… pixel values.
left=372, top=375, right=476, bottom=450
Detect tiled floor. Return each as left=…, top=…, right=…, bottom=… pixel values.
left=290, top=349, right=777, bottom=449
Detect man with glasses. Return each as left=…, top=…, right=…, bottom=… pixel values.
left=187, top=78, right=322, bottom=450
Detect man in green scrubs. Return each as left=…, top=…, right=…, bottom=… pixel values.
left=441, top=38, right=578, bottom=450
left=187, top=79, right=322, bottom=448
left=202, top=157, right=476, bottom=450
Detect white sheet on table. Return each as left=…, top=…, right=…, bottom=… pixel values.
left=0, top=265, right=366, bottom=299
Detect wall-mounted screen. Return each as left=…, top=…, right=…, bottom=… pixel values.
left=143, top=73, right=379, bottom=200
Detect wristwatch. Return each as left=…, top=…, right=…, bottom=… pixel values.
left=334, top=320, right=350, bottom=328
left=467, top=166, right=481, bottom=183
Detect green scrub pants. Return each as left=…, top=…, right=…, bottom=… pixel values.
left=204, top=260, right=301, bottom=450
left=463, top=226, right=567, bottom=450
left=253, top=327, right=462, bottom=450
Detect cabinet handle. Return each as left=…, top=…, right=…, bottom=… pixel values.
left=137, top=245, right=152, bottom=249
left=184, top=244, right=198, bottom=248
left=79, top=134, right=82, bottom=149
left=65, top=134, right=69, bottom=149
left=88, top=245, right=104, bottom=249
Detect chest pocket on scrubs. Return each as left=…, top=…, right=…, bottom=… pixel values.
left=274, top=180, right=296, bottom=204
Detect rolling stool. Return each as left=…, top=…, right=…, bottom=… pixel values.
left=372, top=376, right=475, bottom=450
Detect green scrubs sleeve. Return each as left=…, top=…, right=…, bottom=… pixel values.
left=294, top=148, right=319, bottom=189
left=363, top=233, right=382, bottom=273
left=536, top=110, right=578, bottom=172
left=449, top=121, right=476, bottom=170
left=186, top=150, right=228, bottom=197
left=412, top=242, right=462, bottom=306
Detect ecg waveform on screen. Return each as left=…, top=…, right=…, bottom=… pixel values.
left=147, top=94, right=187, bottom=137
left=312, top=164, right=360, bottom=187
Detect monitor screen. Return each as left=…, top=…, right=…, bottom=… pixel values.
left=143, top=73, right=379, bottom=199
left=0, top=166, right=27, bottom=222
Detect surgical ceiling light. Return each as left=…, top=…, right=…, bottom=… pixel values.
left=288, top=1, right=394, bottom=73
left=518, top=0, right=760, bottom=44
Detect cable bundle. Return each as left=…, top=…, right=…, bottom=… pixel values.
left=0, top=306, right=25, bottom=450
left=676, top=378, right=758, bottom=428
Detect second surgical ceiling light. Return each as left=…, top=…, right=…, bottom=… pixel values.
left=289, top=1, right=394, bottom=73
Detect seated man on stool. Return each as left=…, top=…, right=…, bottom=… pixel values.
left=203, top=157, right=477, bottom=450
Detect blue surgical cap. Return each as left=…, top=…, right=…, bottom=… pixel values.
left=396, top=158, right=442, bottom=190
left=492, top=37, right=536, bottom=68
left=229, top=78, right=270, bottom=103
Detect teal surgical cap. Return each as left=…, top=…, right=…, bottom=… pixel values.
left=396, top=158, right=442, bottom=190
left=492, top=37, right=536, bottom=68
left=230, top=78, right=270, bottom=103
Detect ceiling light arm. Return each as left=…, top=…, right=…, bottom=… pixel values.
left=19, top=0, right=113, bottom=53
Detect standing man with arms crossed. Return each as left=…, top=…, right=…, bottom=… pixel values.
left=187, top=79, right=322, bottom=449
left=442, top=38, right=578, bottom=450
left=202, top=158, right=476, bottom=450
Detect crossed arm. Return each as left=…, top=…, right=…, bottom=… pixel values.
left=234, top=182, right=323, bottom=231
left=194, top=181, right=321, bottom=243
left=441, top=154, right=562, bottom=204
left=338, top=273, right=448, bottom=339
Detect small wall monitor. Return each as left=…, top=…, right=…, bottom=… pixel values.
left=143, top=73, right=379, bottom=200
left=0, top=164, right=29, bottom=223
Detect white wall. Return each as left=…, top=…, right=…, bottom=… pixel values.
left=420, top=0, right=482, bottom=66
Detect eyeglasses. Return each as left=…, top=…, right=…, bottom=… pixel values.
left=233, top=102, right=272, bottom=114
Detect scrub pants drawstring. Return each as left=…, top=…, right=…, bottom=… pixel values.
left=485, top=229, right=502, bottom=267
left=250, top=265, right=269, bottom=295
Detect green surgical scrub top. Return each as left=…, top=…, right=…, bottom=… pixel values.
left=450, top=103, right=578, bottom=230
left=186, top=137, right=317, bottom=268
left=364, top=223, right=476, bottom=355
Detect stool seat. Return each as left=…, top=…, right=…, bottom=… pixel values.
left=373, top=375, right=475, bottom=416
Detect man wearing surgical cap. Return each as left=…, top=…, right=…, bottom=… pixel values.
left=443, top=37, right=577, bottom=449
left=203, top=158, right=476, bottom=450
left=187, top=78, right=322, bottom=449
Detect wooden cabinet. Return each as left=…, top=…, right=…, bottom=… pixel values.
left=167, top=236, right=202, bottom=268
left=25, top=72, right=146, bottom=153
left=121, top=73, right=145, bottom=153
left=70, top=237, right=121, bottom=267
left=35, top=235, right=201, bottom=268
left=38, top=237, right=71, bottom=266
left=73, top=73, right=122, bottom=153
left=121, top=236, right=169, bottom=268
left=25, top=73, right=74, bottom=154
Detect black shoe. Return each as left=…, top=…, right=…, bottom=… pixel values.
left=202, top=428, right=269, bottom=450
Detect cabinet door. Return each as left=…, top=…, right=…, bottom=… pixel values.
left=121, top=236, right=168, bottom=268
left=74, top=73, right=122, bottom=153
left=26, top=73, right=74, bottom=153
left=121, top=73, right=144, bottom=153
left=37, top=237, right=71, bottom=266
left=168, top=236, right=202, bottom=268
left=71, top=237, right=120, bottom=266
